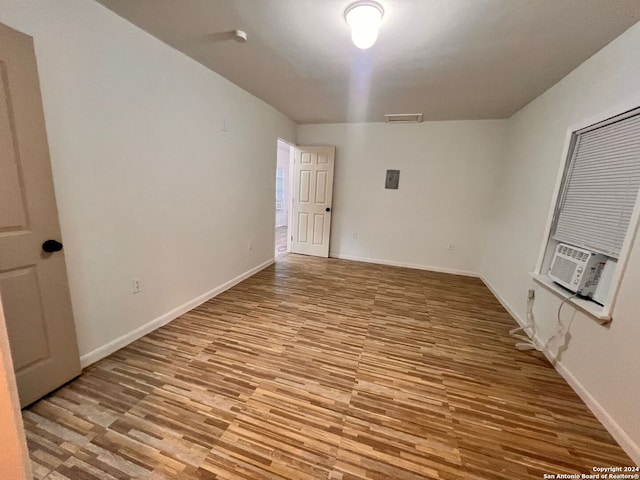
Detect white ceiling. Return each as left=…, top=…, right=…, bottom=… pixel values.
left=95, top=0, right=640, bottom=124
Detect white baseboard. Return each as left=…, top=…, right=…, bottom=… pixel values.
left=547, top=350, right=640, bottom=466
left=329, top=252, right=480, bottom=278
left=79, top=258, right=274, bottom=368
left=480, top=274, right=640, bottom=466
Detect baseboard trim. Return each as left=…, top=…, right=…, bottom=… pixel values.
left=329, top=253, right=479, bottom=278
left=545, top=349, right=640, bottom=466
left=79, top=258, right=275, bottom=368
left=480, top=274, right=640, bottom=466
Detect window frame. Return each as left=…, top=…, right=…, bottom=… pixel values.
left=533, top=100, right=640, bottom=322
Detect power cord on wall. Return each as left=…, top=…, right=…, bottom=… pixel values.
left=509, top=289, right=577, bottom=353
left=509, top=289, right=538, bottom=350
left=541, top=293, right=578, bottom=353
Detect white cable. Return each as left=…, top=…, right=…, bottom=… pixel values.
left=511, top=288, right=578, bottom=354
left=542, top=294, right=578, bottom=353
left=509, top=293, right=538, bottom=350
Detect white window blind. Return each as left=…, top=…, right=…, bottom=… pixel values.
left=553, top=111, right=640, bottom=258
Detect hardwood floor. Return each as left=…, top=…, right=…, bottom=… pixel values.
left=23, top=255, right=632, bottom=479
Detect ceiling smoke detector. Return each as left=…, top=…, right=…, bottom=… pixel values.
left=384, top=113, right=423, bottom=123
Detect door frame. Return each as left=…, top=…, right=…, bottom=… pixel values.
left=275, top=138, right=295, bottom=257
left=287, top=143, right=295, bottom=253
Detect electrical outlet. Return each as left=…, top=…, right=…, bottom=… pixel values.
left=133, top=277, right=142, bottom=294
left=528, top=289, right=535, bottom=299
left=352, top=232, right=358, bottom=240
left=448, top=243, right=455, bottom=251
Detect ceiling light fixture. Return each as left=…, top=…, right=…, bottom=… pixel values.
left=344, top=1, right=384, bottom=50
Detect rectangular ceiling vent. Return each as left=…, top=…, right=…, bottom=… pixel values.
left=384, top=113, right=423, bottom=123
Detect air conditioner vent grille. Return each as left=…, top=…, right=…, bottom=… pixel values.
left=550, top=256, right=577, bottom=284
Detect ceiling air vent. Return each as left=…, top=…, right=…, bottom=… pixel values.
left=384, top=113, right=423, bottom=123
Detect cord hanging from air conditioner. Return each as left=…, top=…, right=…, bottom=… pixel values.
left=541, top=293, right=578, bottom=353
left=509, top=289, right=577, bottom=353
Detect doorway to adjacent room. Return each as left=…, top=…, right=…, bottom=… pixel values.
left=275, top=139, right=292, bottom=259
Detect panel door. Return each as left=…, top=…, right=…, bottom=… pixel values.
left=0, top=23, right=81, bottom=407
left=291, top=146, right=335, bottom=257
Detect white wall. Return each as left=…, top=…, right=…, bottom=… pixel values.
left=298, top=121, right=506, bottom=275
left=0, top=0, right=296, bottom=363
left=481, top=21, right=640, bottom=462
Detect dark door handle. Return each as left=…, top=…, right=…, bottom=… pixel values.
left=42, top=239, right=63, bottom=253
left=325, top=207, right=331, bottom=212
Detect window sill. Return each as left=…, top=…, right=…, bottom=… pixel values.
left=530, top=273, right=612, bottom=324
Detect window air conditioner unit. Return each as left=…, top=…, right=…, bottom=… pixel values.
left=548, top=243, right=606, bottom=297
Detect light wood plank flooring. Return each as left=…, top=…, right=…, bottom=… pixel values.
left=23, top=254, right=632, bottom=479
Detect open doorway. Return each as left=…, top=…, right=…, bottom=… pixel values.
left=275, top=139, right=293, bottom=259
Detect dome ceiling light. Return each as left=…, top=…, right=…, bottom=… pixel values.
left=344, top=1, right=384, bottom=50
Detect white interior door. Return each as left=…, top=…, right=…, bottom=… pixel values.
left=0, top=23, right=81, bottom=407
left=291, top=146, right=335, bottom=257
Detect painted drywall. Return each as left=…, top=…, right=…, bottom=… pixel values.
left=297, top=121, right=506, bottom=275
left=481, top=21, right=640, bottom=461
left=0, top=299, right=31, bottom=480
left=0, top=1, right=296, bottom=362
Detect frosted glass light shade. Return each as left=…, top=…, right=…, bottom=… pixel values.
left=345, top=2, right=384, bottom=49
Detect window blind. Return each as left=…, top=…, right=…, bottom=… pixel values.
left=552, top=111, right=640, bottom=258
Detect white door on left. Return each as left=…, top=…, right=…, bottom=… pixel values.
left=0, top=23, right=81, bottom=407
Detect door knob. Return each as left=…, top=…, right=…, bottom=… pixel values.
left=325, top=207, right=331, bottom=212
left=42, top=239, right=63, bottom=253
